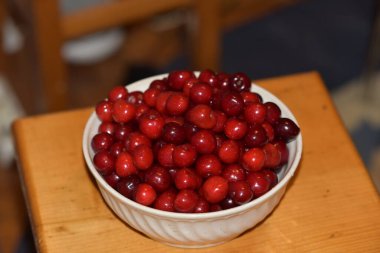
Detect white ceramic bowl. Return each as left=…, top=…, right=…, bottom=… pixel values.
left=82, top=73, right=303, bottom=248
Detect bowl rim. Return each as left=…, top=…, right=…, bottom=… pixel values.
left=82, top=72, right=303, bottom=220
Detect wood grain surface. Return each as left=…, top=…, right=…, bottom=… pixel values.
left=12, top=72, right=380, bottom=252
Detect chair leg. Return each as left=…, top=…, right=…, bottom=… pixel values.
left=190, top=0, right=221, bottom=72
left=26, top=0, right=68, bottom=111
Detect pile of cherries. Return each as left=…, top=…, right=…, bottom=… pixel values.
left=91, top=69, right=300, bottom=213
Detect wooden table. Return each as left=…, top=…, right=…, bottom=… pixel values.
left=13, top=72, right=380, bottom=252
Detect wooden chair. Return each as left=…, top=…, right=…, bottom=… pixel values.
left=10, top=0, right=221, bottom=112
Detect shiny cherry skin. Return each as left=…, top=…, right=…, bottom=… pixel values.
left=138, top=110, right=165, bottom=140
left=244, top=102, right=267, bottom=124
left=190, top=129, right=216, bottom=154
left=127, top=91, right=144, bottom=105
left=186, top=104, right=217, bottom=129
left=144, top=165, right=172, bottom=192
left=132, top=144, right=153, bottom=170
left=198, top=69, right=218, bottom=87
left=222, top=164, right=246, bottom=182
left=273, top=141, right=289, bottom=165
left=168, top=70, right=195, bottom=90
left=161, top=122, right=186, bottom=145
left=93, top=150, right=115, bottom=175
left=264, top=102, right=281, bottom=124
left=189, top=82, right=213, bottom=104
left=166, top=92, right=189, bottom=116
left=91, top=132, right=114, bottom=152
left=262, top=169, right=278, bottom=188
left=108, top=86, right=128, bottom=102
left=218, top=139, right=241, bottom=164
left=149, top=79, right=168, bottom=91
left=242, top=148, right=266, bottom=171
left=263, top=143, right=281, bottom=169
left=274, top=118, right=300, bottom=142
left=154, top=189, right=176, bottom=212
left=112, top=99, right=136, bottom=123
left=157, top=143, right=175, bottom=167
left=220, top=92, right=244, bottom=116
left=202, top=176, right=229, bottom=204
left=114, top=124, right=134, bottom=141
left=174, top=167, right=201, bottom=190
left=174, top=189, right=199, bottom=213
left=244, top=124, right=268, bottom=148
left=115, top=151, right=137, bottom=177
left=193, top=197, right=210, bottom=213
left=246, top=171, right=270, bottom=198
left=228, top=180, right=253, bottom=205
left=104, top=172, right=120, bottom=189
left=134, top=183, right=157, bottom=206
left=172, top=143, right=197, bottom=167
left=95, top=100, right=113, bottom=122
left=224, top=118, right=248, bottom=140
left=196, top=154, right=222, bottom=178
left=98, top=121, right=117, bottom=135
left=229, top=72, right=251, bottom=92
left=116, top=174, right=141, bottom=199
left=143, top=88, right=161, bottom=107
left=124, top=131, right=151, bottom=152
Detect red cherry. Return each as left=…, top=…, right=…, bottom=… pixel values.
left=135, top=183, right=157, bottom=206
left=262, top=169, right=278, bottom=188
left=198, top=69, right=218, bottom=87
left=229, top=72, right=251, bottom=92
left=222, top=164, right=246, bottom=182
left=127, top=91, right=144, bottom=105
left=174, top=189, right=199, bottom=213
left=228, top=180, right=253, bottom=205
left=115, top=151, right=137, bottom=177
left=95, top=100, right=113, bottom=122
left=91, top=132, right=114, bottom=152
left=195, top=154, right=222, bottom=178
left=144, top=166, right=172, bottom=192
left=108, top=86, right=128, bottom=102
left=98, top=121, right=117, bottom=135
left=263, top=143, right=281, bottom=169
left=112, top=99, right=136, bottom=123
left=143, top=88, right=160, bottom=107
left=154, top=189, right=176, bottom=212
left=264, top=102, right=281, bottom=124
left=166, top=92, right=189, bottom=116
left=190, top=129, right=216, bottom=154
left=217, top=139, right=240, bottom=164
left=150, top=79, right=168, bottom=90
left=132, top=145, right=153, bottom=170
left=172, top=144, right=197, bottom=167
left=244, top=103, right=267, bottom=124
left=104, top=172, right=120, bottom=189
left=189, top=82, right=213, bottom=104
left=114, top=124, right=134, bottom=141
left=157, top=143, right=175, bottom=167
left=273, top=141, right=289, bottom=165
left=242, top=148, right=266, bottom=171
left=168, top=70, right=195, bottom=90
left=174, top=168, right=201, bottom=190
left=93, top=150, right=115, bottom=175
left=138, top=110, right=165, bottom=140
left=202, top=176, right=228, bottom=204
left=193, top=197, right=210, bottom=213
left=116, top=174, right=141, bottom=199
left=241, top=91, right=262, bottom=105
left=161, top=122, right=186, bottom=145
left=246, top=172, right=270, bottom=198
left=186, top=104, right=217, bottom=129
left=224, top=118, right=248, bottom=140
left=220, top=92, right=244, bottom=116
left=124, top=131, right=151, bottom=152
